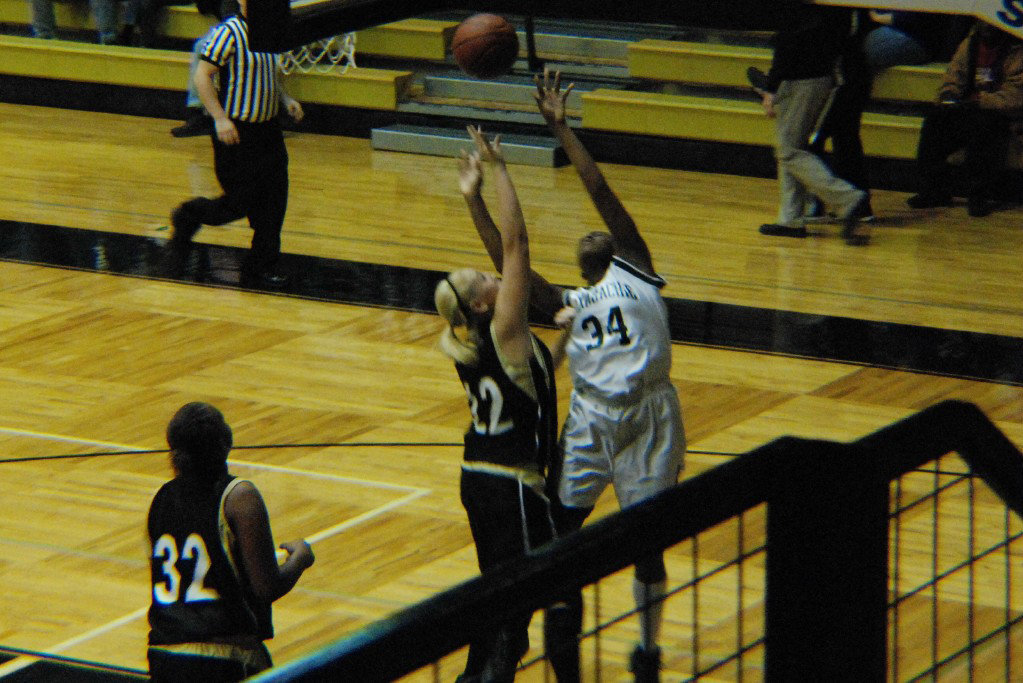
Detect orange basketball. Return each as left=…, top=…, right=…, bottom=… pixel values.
left=451, top=14, right=519, bottom=79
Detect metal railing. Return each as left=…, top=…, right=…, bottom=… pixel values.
left=252, top=400, right=1023, bottom=681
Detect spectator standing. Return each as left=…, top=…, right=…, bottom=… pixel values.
left=906, top=21, right=1023, bottom=217
left=147, top=402, right=314, bottom=682
left=805, top=9, right=874, bottom=219
left=755, top=1, right=870, bottom=245
left=29, top=0, right=121, bottom=43
left=167, top=0, right=302, bottom=286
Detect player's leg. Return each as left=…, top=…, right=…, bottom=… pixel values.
left=460, top=470, right=535, bottom=681
left=629, top=552, right=667, bottom=682
left=244, top=126, right=289, bottom=276
left=458, top=469, right=504, bottom=679
left=170, top=132, right=251, bottom=245
left=519, top=479, right=582, bottom=683
left=612, top=385, right=686, bottom=682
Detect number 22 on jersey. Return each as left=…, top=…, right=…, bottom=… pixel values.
left=153, top=533, right=221, bottom=604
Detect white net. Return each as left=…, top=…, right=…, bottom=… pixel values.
left=279, top=32, right=357, bottom=75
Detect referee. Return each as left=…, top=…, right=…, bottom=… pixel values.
left=168, top=0, right=302, bottom=287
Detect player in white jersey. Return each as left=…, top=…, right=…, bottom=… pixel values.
left=461, top=71, right=685, bottom=682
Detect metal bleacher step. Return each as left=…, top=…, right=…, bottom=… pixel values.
left=421, top=74, right=587, bottom=111
left=370, top=124, right=566, bottom=167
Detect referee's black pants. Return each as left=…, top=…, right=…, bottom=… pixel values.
left=182, top=119, right=289, bottom=272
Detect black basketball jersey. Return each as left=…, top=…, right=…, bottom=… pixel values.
left=454, top=324, right=557, bottom=471
left=147, top=474, right=272, bottom=645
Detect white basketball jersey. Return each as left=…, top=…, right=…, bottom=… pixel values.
left=563, top=256, right=671, bottom=402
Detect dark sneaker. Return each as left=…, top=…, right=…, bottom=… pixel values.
left=746, top=66, right=774, bottom=95
left=171, top=112, right=214, bottom=138
left=841, top=193, right=871, bottom=246
left=759, top=223, right=808, bottom=238
left=906, top=191, right=954, bottom=209
left=169, top=205, right=201, bottom=245
left=629, top=645, right=661, bottom=683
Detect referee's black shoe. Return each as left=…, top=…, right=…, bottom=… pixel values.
left=170, top=205, right=201, bottom=245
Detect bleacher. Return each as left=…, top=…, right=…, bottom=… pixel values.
left=0, top=3, right=967, bottom=188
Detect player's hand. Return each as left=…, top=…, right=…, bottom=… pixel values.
left=280, top=540, right=315, bottom=569
left=284, top=97, right=304, bottom=122
left=458, top=149, right=483, bottom=196
left=467, top=125, right=504, bottom=164
left=760, top=92, right=776, bottom=118
left=534, top=67, right=574, bottom=124
left=215, top=116, right=240, bottom=145
left=554, top=306, right=576, bottom=329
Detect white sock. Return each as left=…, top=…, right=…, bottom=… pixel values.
left=633, top=577, right=666, bottom=651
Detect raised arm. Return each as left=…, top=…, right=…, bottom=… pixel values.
left=470, top=131, right=532, bottom=364
left=534, top=69, right=654, bottom=275
left=461, top=127, right=563, bottom=317
left=225, top=481, right=314, bottom=604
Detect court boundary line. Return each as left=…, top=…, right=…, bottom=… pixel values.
left=0, top=429, right=432, bottom=678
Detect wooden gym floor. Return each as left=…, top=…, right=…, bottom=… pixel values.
left=1, top=103, right=1023, bottom=680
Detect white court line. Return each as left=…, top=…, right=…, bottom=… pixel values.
left=230, top=458, right=428, bottom=494
left=0, top=428, right=435, bottom=677
left=0, top=607, right=148, bottom=677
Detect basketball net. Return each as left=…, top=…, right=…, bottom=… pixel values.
left=279, top=32, right=357, bottom=75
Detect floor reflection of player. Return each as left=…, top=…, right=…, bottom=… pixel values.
left=146, top=402, right=314, bottom=682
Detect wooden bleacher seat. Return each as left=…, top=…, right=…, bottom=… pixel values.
left=0, top=0, right=455, bottom=59
left=580, top=88, right=923, bottom=159
left=0, top=33, right=414, bottom=110
left=627, top=38, right=947, bottom=104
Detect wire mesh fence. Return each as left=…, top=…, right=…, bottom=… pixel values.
left=254, top=401, right=1023, bottom=683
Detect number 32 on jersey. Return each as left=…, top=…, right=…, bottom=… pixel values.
left=153, top=533, right=220, bottom=604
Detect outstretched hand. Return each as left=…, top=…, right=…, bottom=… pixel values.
left=467, top=125, right=504, bottom=164
left=458, top=149, right=483, bottom=196
left=534, top=67, right=574, bottom=124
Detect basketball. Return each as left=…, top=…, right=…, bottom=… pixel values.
left=451, top=13, right=519, bottom=79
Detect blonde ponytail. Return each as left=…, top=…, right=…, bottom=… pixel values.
left=435, top=270, right=481, bottom=365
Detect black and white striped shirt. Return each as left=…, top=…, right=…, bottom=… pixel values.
left=201, top=15, right=281, bottom=123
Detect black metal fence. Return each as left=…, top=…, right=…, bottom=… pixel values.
left=251, top=400, right=1023, bottom=681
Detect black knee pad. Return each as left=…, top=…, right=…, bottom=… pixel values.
left=634, top=553, right=666, bottom=584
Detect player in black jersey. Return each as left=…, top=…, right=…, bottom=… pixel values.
left=147, top=402, right=314, bottom=682
left=436, top=129, right=578, bottom=683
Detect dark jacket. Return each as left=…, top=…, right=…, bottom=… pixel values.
left=765, top=3, right=852, bottom=91
left=939, top=26, right=1023, bottom=112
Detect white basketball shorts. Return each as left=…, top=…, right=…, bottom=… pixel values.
left=558, top=382, right=685, bottom=509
